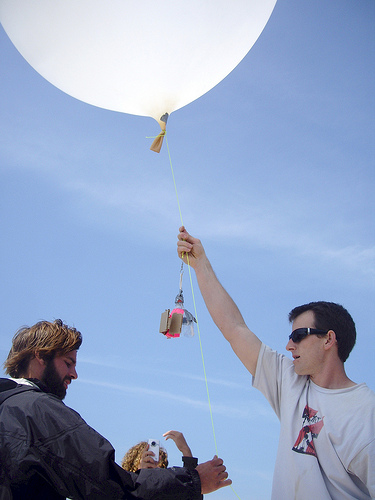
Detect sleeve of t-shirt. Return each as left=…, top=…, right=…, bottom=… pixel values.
left=348, top=439, right=375, bottom=498
left=252, top=343, right=298, bottom=419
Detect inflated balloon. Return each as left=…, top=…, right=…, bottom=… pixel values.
left=0, top=0, right=277, bottom=128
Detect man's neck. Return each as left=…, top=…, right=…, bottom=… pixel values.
left=310, top=365, right=356, bottom=389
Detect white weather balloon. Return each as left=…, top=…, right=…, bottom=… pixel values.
left=0, top=0, right=276, bottom=124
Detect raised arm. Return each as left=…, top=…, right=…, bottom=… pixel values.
left=163, top=430, right=192, bottom=457
left=177, top=227, right=261, bottom=376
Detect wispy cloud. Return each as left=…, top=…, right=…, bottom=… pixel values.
left=3, top=131, right=373, bottom=284
left=52, top=174, right=375, bottom=280
left=80, top=355, right=252, bottom=391
left=63, top=174, right=374, bottom=282
left=199, top=202, right=375, bottom=282
left=78, top=377, right=273, bottom=421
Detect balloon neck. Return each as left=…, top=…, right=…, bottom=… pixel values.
left=150, top=113, right=169, bottom=153
left=159, top=113, right=169, bottom=125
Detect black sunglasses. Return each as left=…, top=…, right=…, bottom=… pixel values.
left=289, top=327, right=329, bottom=343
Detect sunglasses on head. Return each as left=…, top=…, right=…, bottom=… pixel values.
left=289, top=327, right=329, bottom=343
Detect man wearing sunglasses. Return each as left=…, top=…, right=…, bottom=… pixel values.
left=177, top=226, right=374, bottom=500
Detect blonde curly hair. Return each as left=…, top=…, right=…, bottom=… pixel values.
left=121, top=441, right=168, bottom=472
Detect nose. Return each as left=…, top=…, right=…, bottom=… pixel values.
left=70, top=366, right=78, bottom=380
left=286, top=339, right=295, bottom=352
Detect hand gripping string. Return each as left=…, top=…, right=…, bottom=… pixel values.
left=165, top=134, right=241, bottom=499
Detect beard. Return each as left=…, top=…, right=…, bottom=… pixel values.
left=41, top=359, right=68, bottom=400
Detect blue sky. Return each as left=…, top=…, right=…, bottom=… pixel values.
left=1, top=1, right=374, bottom=499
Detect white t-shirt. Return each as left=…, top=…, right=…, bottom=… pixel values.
left=253, top=344, right=375, bottom=499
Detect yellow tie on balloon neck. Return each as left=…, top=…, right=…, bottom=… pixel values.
left=150, top=113, right=169, bottom=153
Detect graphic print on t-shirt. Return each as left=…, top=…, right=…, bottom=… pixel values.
left=292, top=405, right=324, bottom=457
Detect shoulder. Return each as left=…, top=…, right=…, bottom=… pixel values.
left=311, top=382, right=375, bottom=443
left=350, top=383, right=375, bottom=411
left=254, top=344, right=308, bottom=397
left=0, top=378, right=42, bottom=410
left=255, top=343, right=296, bottom=379
left=1, top=382, right=84, bottom=432
left=312, top=382, right=375, bottom=407
left=358, top=383, right=375, bottom=398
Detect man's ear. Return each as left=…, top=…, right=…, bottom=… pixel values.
left=34, top=351, right=47, bottom=367
left=324, top=330, right=337, bottom=350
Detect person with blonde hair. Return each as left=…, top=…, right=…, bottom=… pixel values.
left=122, top=430, right=198, bottom=472
left=0, top=318, right=232, bottom=499
left=122, top=441, right=169, bottom=472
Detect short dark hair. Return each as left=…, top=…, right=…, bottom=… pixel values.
left=288, top=301, right=356, bottom=362
left=4, top=319, right=82, bottom=378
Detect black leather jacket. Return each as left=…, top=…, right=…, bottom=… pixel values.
left=0, top=378, right=201, bottom=499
